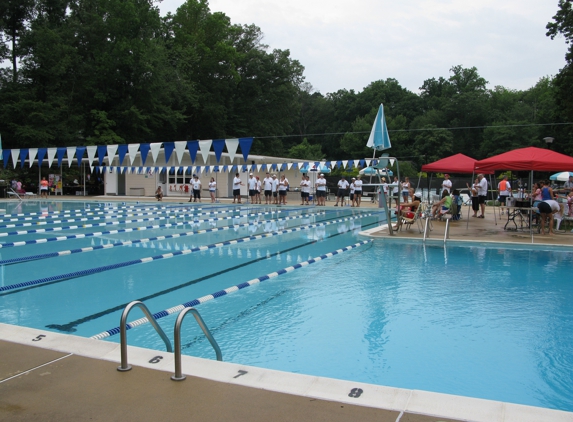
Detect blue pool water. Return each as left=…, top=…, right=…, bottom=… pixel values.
left=0, top=200, right=572, bottom=412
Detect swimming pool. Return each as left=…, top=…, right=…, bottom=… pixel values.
left=0, top=200, right=572, bottom=413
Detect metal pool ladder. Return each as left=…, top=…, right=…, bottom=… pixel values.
left=171, top=307, right=222, bottom=381
left=117, top=301, right=173, bottom=372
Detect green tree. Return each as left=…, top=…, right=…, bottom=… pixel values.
left=287, top=138, right=324, bottom=160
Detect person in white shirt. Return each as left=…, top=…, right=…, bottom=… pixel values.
left=477, top=173, right=488, bottom=218
left=248, top=173, right=257, bottom=203
left=442, top=174, right=452, bottom=195
left=256, top=176, right=262, bottom=204
left=263, top=173, right=273, bottom=204
left=391, top=176, right=399, bottom=207
left=353, top=176, right=363, bottom=207
left=271, top=174, right=279, bottom=204
left=232, top=173, right=243, bottom=204
left=300, top=175, right=310, bottom=205
left=278, top=175, right=289, bottom=205
left=381, top=177, right=389, bottom=206
left=349, top=178, right=356, bottom=206
left=335, top=176, right=349, bottom=206
left=315, top=173, right=327, bottom=206
left=191, top=175, right=201, bottom=202
left=208, top=177, right=216, bottom=203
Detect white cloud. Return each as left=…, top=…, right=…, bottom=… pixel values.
left=158, top=0, right=568, bottom=94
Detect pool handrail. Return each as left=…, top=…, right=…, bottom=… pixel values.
left=171, top=307, right=222, bottom=381
left=117, top=300, right=173, bottom=372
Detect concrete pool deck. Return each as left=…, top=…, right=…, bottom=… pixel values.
left=0, top=196, right=572, bottom=421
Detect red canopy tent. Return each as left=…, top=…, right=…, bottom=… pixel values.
left=474, top=147, right=573, bottom=172
left=422, top=153, right=493, bottom=174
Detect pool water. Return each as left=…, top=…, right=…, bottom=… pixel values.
left=0, top=200, right=572, bottom=412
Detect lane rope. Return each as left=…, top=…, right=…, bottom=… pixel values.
left=0, top=213, right=373, bottom=293
left=0, top=211, right=327, bottom=265
left=91, top=239, right=373, bottom=340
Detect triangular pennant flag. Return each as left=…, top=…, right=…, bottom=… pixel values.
left=28, top=148, right=38, bottom=168
left=287, top=162, right=293, bottom=170
left=9, top=149, right=20, bottom=168
left=238, top=137, right=253, bottom=161
left=37, top=148, right=47, bottom=167
left=106, top=145, right=118, bottom=166
left=199, top=139, right=212, bottom=163
left=57, top=147, right=66, bottom=167
left=341, top=160, right=348, bottom=169
left=347, top=160, right=354, bottom=169
left=205, top=166, right=210, bottom=173
left=19, top=149, right=28, bottom=168
left=187, top=140, right=199, bottom=164
left=87, top=146, right=97, bottom=165
left=139, top=143, right=150, bottom=165
left=66, top=147, right=75, bottom=167
left=149, top=142, right=162, bottom=164
left=226, top=138, right=239, bottom=162
left=212, top=139, right=225, bottom=163
left=47, top=148, right=57, bottom=168
left=118, top=144, right=128, bottom=165
left=2, top=150, right=10, bottom=168
left=96, top=146, right=106, bottom=166
left=389, top=158, right=395, bottom=166
left=174, top=141, right=186, bottom=164
left=257, top=164, right=263, bottom=172
left=128, top=144, right=140, bottom=165
left=76, top=146, right=86, bottom=167
left=163, top=142, right=175, bottom=164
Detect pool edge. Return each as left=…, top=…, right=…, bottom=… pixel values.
left=1, top=323, right=571, bottom=422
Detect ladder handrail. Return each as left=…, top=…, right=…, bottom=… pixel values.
left=172, top=307, right=222, bottom=381
left=117, top=300, right=173, bottom=372
left=444, top=218, right=450, bottom=243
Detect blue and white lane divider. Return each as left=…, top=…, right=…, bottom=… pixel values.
left=0, top=211, right=327, bottom=265
left=0, top=205, right=172, bottom=223
left=0, top=213, right=372, bottom=293
left=0, top=205, right=260, bottom=228
left=0, top=206, right=288, bottom=238
left=0, top=205, right=255, bottom=230
left=91, top=239, right=373, bottom=340
left=0, top=208, right=295, bottom=249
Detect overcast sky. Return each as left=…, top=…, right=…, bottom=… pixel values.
left=157, top=0, right=568, bottom=95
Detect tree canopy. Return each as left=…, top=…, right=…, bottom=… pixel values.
left=0, top=0, right=570, bottom=171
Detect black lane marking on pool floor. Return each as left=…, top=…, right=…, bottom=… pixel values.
left=179, top=241, right=376, bottom=351
left=180, top=289, right=289, bottom=351
left=44, top=220, right=379, bottom=333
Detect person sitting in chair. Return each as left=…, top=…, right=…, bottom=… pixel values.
left=431, top=190, right=452, bottom=219
left=393, top=194, right=421, bottom=230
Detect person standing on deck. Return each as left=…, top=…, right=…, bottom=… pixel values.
left=442, top=174, right=452, bottom=195
left=315, top=173, right=327, bottom=206
left=335, top=176, right=349, bottom=206
left=477, top=173, right=488, bottom=218
left=248, top=173, right=257, bottom=204
left=278, top=175, right=289, bottom=205
left=497, top=175, right=512, bottom=215
left=263, top=173, right=273, bottom=204
left=232, top=173, right=243, bottom=204
left=271, top=174, right=279, bottom=204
